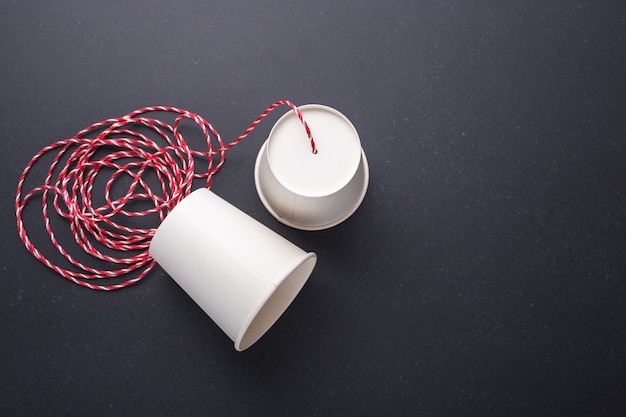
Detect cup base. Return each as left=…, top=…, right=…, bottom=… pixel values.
left=254, top=139, right=369, bottom=231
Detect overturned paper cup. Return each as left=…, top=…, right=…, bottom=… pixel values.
left=254, top=104, right=369, bottom=230
left=149, top=188, right=317, bottom=351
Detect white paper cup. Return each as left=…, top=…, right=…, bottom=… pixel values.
left=254, top=104, right=369, bottom=230
left=149, top=188, right=317, bottom=351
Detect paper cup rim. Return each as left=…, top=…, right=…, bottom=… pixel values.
left=234, top=251, right=317, bottom=351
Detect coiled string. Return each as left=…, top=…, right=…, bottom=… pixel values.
left=15, top=101, right=316, bottom=290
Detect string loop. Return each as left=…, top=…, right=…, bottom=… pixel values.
left=15, top=101, right=316, bottom=290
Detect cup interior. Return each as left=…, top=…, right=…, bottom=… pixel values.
left=235, top=253, right=317, bottom=351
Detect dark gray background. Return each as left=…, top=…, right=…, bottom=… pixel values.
left=1, top=1, right=625, bottom=416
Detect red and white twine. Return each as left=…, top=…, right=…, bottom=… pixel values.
left=15, top=100, right=316, bottom=291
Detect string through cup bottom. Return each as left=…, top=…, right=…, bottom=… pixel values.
left=15, top=100, right=317, bottom=291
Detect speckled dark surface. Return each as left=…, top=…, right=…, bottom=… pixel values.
left=1, top=1, right=625, bottom=415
